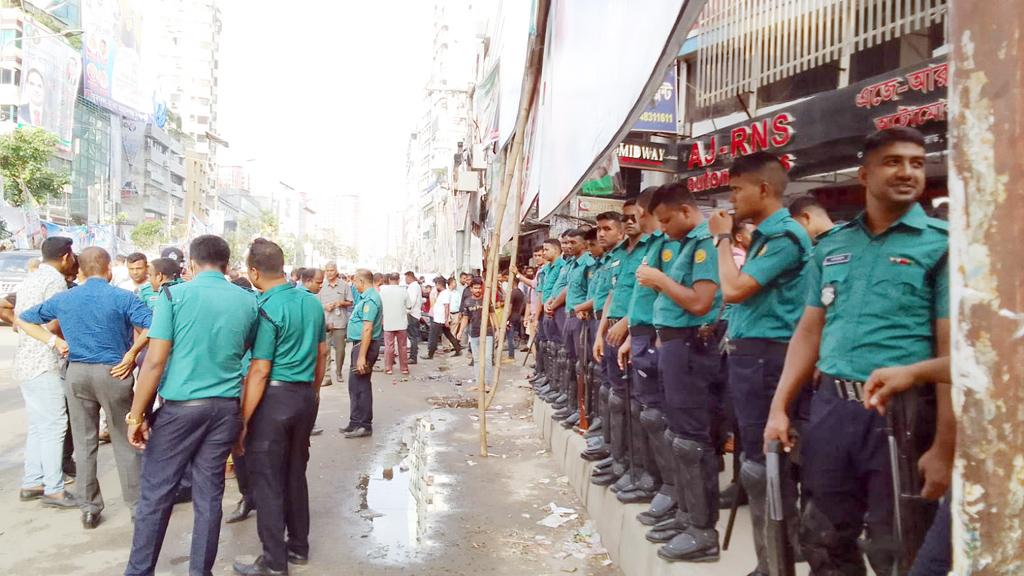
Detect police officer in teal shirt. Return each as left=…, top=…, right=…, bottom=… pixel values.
left=590, top=195, right=656, bottom=490
left=579, top=212, right=624, bottom=462
left=636, top=184, right=726, bottom=561
left=709, top=152, right=812, bottom=574
left=788, top=195, right=839, bottom=249
left=342, top=269, right=383, bottom=439
left=233, top=239, right=328, bottom=575
left=765, top=128, right=953, bottom=576
left=552, top=229, right=594, bottom=425
left=125, top=235, right=259, bottom=576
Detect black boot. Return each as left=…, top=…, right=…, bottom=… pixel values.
left=658, top=437, right=720, bottom=563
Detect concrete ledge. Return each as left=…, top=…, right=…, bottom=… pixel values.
left=534, top=397, right=764, bottom=576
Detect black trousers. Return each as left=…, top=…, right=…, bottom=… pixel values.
left=348, top=340, right=381, bottom=430
left=246, top=385, right=317, bottom=571
left=406, top=314, right=421, bottom=359
left=427, top=320, right=459, bottom=356
left=234, top=453, right=255, bottom=508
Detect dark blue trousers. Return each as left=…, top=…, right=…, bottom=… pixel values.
left=802, top=386, right=895, bottom=575
left=659, top=336, right=718, bottom=441
left=909, top=497, right=951, bottom=576
left=347, top=340, right=381, bottom=430
left=727, top=340, right=788, bottom=464
left=125, top=398, right=241, bottom=576
left=629, top=331, right=661, bottom=408
left=563, top=316, right=583, bottom=366
left=603, top=331, right=627, bottom=397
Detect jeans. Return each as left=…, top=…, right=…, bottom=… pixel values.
left=909, top=497, right=951, bottom=576
left=19, top=371, right=67, bottom=494
left=125, top=398, right=241, bottom=576
left=470, top=336, right=494, bottom=384
left=383, top=330, right=409, bottom=373
left=506, top=321, right=522, bottom=358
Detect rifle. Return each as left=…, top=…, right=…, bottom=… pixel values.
left=577, top=315, right=591, bottom=429
left=886, top=388, right=938, bottom=574
left=766, top=440, right=796, bottom=576
left=622, top=352, right=638, bottom=483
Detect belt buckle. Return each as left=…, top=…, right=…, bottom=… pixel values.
left=834, top=378, right=863, bottom=402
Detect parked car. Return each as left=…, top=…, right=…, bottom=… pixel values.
left=0, top=249, right=42, bottom=298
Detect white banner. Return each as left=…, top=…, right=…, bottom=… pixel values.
left=495, top=0, right=532, bottom=149
left=528, top=0, right=705, bottom=219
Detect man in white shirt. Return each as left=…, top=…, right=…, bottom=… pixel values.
left=403, top=271, right=423, bottom=364
left=117, top=253, right=149, bottom=292
left=422, top=276, right=462, bottom=360
left=14, top=237, right=76, bottom=507
left=380, top=273, right=413, bottom=375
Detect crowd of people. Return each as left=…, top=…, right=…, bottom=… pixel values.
left=7, top=126, right=953, bottom=576
left=522, top=127, right=952, bottom=576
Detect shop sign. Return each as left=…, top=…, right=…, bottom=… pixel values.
left=617, top=139, right=674, bottom=172
left=679, top=56, right=948, bottom=194
left=633, top=67, right=677, bottom=133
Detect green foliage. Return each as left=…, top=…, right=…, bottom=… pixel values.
left=226, top=210, right=281, bottom=266
left=115, top=212, right=130, bottom=225
left=131, top=220, right=168, bottom=250
left=0, top=128, right=71, bottom=207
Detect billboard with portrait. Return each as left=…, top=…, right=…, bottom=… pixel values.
left=82, top=0, right=146, bottom=117
left=18, top=22, right=81, bottom=151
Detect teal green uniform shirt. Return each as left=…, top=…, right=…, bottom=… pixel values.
left=138, top=283, right=158, bottom=309
left=807, top=203, right=949, bottom=382
left=251, top=282, right=327, bottom=383
left=654, top=221, right=721, bottom=328
left=809, top=225, right=842, bottom=258
left=727, top=208, right=812, bottom=340
left=587, top=253, right=614, bottom=315
left=606, top=236, right=650, bottom=319
left=628, top=230, right=674, bottom=327
left=149, top=271, right=259, bottom=401
left=565, top=252, right=597, bottom=311
left=347, top=287, right=384, bottom=341
left=540, top=257, right=566, bottom=299
left=547, top=256, right=572, bottom=304
left=535, top=263, right=549, bottom=301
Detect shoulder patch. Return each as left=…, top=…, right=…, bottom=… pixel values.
left=661, top=249, right=673, bottom=263
left=757, top=245, right=768, bottom=257
left=362, top=303, right=370, bottom=314
left=694, top=249, right=707, bottom=264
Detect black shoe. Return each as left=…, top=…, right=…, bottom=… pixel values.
left=657, top=528, right=720, bottom=563
left=225, top=498, right=255, bottom=524
left=452, top=348, right=463, bottom=357
left=173, top=486, right=192, bottom=505
left=340, top=423, right=355, bottom=433
left=287, top=551, right=309, bottom=565
left=343, top=427, right=372, bottom=439
left=19, top=487, right=44, bottom=501
left=40, top=491, right=78, bottom=509
left=82, top=511, right=101, bottom=529
left=617, top=488, right=656, bottom=504
left=718, top=482, right=747, bottom=509
left=310, top=426, right=323, bottom=436
left=233, top=555, right=288, bottom=575
left=560, top=412, right=580, bottom=429
left=407, top=359, right=418, bottom=365
left=580, top=446, right=610, bottom=462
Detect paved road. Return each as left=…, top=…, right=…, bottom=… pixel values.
left=0, top=330, right=619, bottom=576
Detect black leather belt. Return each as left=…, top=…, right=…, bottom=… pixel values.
left=656, top=326, right=700, bottom=342
left=164, top=397, right=239, bottom=407
left=730, top=338, right=789, bottom=357
left=629, top=325, right=656, bottom=338
left=816, top=374, right=866, bottom=402
left=268, top=380, right=312, bottom=387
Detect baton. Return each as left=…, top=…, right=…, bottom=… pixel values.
left=766, top=440, right=796, bottom=576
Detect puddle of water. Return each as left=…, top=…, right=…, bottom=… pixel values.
left=358, top=418, right=444, bottom=564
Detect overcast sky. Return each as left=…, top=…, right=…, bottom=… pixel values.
left=216, top=0, right=434, bottom=258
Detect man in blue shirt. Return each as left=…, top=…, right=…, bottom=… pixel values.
left=342, top=269, right=383, bottom=439
left=19, top=246, right=153, bottom=529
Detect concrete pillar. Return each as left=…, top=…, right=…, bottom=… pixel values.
left=948, top=2, right=1024, bottom=574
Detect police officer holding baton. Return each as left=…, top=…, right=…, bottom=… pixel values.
left=232, top=239, right=328, bottom=575
left=764, top=128, right=954, bottom=574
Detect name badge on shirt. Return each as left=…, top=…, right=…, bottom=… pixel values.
left=823, top=253, right=852, bottom=266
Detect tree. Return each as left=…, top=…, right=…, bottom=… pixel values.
left=0, top=128, right=71, bottom=207
left=131, top=220, right=168, bottom=251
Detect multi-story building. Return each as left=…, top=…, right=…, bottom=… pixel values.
left=403, top=0, right=489, bottom=275
left=155, top=0, right=224, bottom=211
left=140, top=123, right=186, bottom=223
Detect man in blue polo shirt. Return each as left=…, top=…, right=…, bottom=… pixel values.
left=19, top=246, right=152, bottom=527
left=341, top=269, right=383, bottom=439
left=124, top=235, right=259, bottom=576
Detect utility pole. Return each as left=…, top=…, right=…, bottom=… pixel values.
left=948, top=2, right=1024, bottom=574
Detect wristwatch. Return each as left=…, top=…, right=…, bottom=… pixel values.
left=715, top=233, right=732, bottom=247
left=125, top=412, right=145, bottom=426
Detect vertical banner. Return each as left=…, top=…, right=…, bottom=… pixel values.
left=82, top=0, right=147, bottom=117
left=18, top=22, right=82, bottom=150
left=633, top=66, right=677, bottom=133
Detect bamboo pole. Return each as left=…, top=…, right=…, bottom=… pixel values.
left=477, top=0, right=550, bottom=457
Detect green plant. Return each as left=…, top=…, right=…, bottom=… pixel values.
left=0, top=128, right=71, bottom=207
left=130, top=220, right=168, bottom=250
